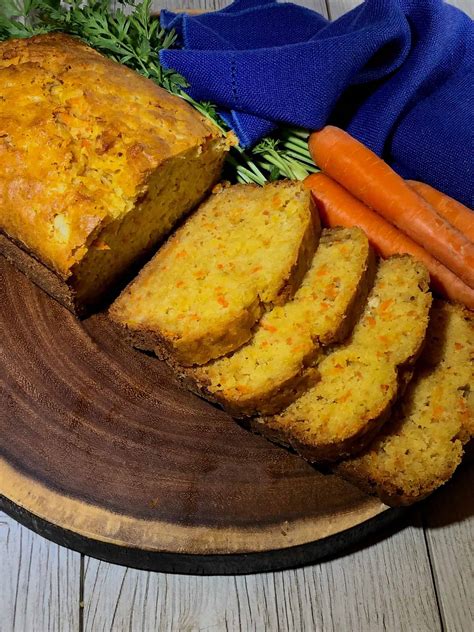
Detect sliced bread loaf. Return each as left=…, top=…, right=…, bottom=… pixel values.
left=189, top=228, right=374, bottom=416
left=252, top=256, right=432, bottom=462
left=109, top=181, right=319, bottom=366
left=0, top=34, right=228, bottom=315
left=336, top=301, right=473, bottom=505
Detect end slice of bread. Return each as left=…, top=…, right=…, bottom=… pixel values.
left=109, top=181, right=319, bottom=366
left=336, top=301, right=473, bottom=506
left=189, top=228, right=374, bottom=416
left=253, top=255, right=432, bottom=462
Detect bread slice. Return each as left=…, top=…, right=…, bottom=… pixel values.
left=110, top=181, right=319, bottom=366
left=189, top=228, right=374, bottom=416
left=0, top=34, right=228, bottom=315
left=336, top=301, right=473, bottom=505
left=252, top=256, right=432, bottom=462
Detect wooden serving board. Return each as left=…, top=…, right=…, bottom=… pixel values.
left=0, top=258, right=400, bottom=574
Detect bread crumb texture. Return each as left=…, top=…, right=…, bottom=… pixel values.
left=337, top=301, right=473, bottom=505
left=110, top=180, right=318, bottom=365
left=258, top=255, right=432, bottom=461
left=0, top=34, right=227, bottom=306
left=192, top=227, right=373, bottom=415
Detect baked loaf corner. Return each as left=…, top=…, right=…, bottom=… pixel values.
left=0, top=33, right=229, bottom=314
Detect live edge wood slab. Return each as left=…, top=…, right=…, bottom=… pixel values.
left=0, top=257, right=400, bottom=574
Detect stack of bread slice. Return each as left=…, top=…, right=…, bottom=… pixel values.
left=110, top=180, right=473, bottom=506
left=189, top=226, right=375, bottom=416
left=254, top=256, right=432, bottom=461
left=110, top=181, right=319, bottom=365
left=336, top=301, right=473, bottom=505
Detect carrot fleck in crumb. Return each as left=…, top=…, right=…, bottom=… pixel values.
left=338, top=391, right=352, bottom=403
left=293, top=344, right=308, bottom=353
left=263, top=324, right=278, bottom=333
left=379, top=299, right=394, bottom=312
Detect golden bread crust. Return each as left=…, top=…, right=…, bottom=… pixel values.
left=0, top=34, right=224, bottom=305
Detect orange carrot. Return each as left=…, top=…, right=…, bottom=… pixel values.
left=407, top=180, right=474, bottom=242
left=304, top=173, right=474, bottom=310
left=309, top=126, right=474, bottom=289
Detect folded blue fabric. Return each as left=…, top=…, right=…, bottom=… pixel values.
left=160, top=0, right=473, bottom=207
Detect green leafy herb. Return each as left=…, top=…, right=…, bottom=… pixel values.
left=1, top=1, right=189, bottom=93
left=0, top=0, right=317, bottom=184
left=0, top=0, right=58, bottom=38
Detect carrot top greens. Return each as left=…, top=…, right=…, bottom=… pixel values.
left=0, top=0, right=317, bottom=185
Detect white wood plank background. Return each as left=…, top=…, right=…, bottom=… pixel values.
left=1, top=1, right=473, bottom=631
left=82, top=511, right=445, bottom=632
left=424, top=464, right=474, bottom=632
left=0, top=514, right=80, bottom=632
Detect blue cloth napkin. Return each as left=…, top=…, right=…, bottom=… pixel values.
left=160, top=0, right=473, bottom=208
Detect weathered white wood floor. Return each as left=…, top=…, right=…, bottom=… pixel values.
left=1, top=1, right=473, bottom=630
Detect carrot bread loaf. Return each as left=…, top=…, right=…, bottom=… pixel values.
left=0, top=34, right=229, bottom=314
left=110, top=181, right=319, bottom=366
left=252, top=256, right=432, bottom=462
left=336, top=301, right=473, bottom=505
left=189, top=228, right=374, bottom=416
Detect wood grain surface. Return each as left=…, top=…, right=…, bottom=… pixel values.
left=1, top=0, right=473, bottom=629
